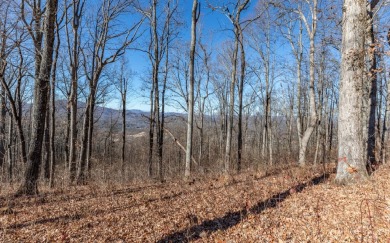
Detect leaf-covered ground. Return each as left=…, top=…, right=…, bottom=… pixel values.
left=1, top=163, right=390, bottom=242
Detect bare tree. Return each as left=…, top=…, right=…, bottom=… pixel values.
left=335, top=0, right=369, bottom=184
left=136, top=0, right=178, bottom=180
left=295, top=0, right=318, bottom=166
left=66, top=0, right=86, bottom=182
left=17, top=0, right=59, bottom=195
left=0, top=1, right=29, bottom=168
left=196, top=41, right=212, bottom=168
left=185, top=0, right=200, bottom=178
left=76, top=0, right=143, bottom=184
left=113, top=60, right=131, bottom=179
left=210, top=0, right=250, bottom=173
left=247, top=2, right=277, bottom=166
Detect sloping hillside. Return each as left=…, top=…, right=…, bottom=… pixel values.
left=0, top=164, right=389, bottom=242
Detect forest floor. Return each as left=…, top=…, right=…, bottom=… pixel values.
left=0, top=163, right=390, bottom=242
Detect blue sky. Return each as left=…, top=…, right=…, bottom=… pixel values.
left=108, top=0, right=260, bottom=111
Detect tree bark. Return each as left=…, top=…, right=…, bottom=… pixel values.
left=237, top=22, right=245, bottom=172
left=49, top=24, right=60, bottom=188
left=223, top=0, right=249, bottom=173
left=364, top=5, right=377, bottom=170
left=185, top=0, right=198, bottom=178
left=7, top=115, right=13, bottom=182
left=335, top=0, right=369, bottom=184
left=17, top=0, right=58, bottom=195
left=297, top=0, right=318, bottom=166
left=43, top=101, right=51, bottom=180
left=121, top=81, right=126, bottom=180
left=0, top=87, right=5, bottom=168
left=67, top=0, right=84, bottom=183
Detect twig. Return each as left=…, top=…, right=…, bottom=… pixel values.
left=164, top=128, right=198, bottom=166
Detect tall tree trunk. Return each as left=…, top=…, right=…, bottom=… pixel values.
left=148, top=0, right=160, bottom=178
left=294, top=22, right=304, bottom=163
left=86, top=97, right=95, bottom=178
left=17, top=0, right=58, bottom=195
left=185, top=0, right=198, bottom=178
left=49, top=25, right=60, bottom=188
left=67, top=0, right=84, bottom=183
left=64, top=104, right=70, bottom=168
left=0, top=32, right=27, bottom=165
left=148, top=85, right=155, bottom=177
left=225, top=38, right=238, bottom=173
left=222, top=0, right=249, bottom=173
left=237, top=23, right=245, bottom=172
left=77, top=91, right=95, bottom=184
left=121, top=85, right=126, bottom=180
left=68, top=43, right=79, bottom=182
left=77, top=95, right=91, bottom=184
left=365, top=6, right=377, bottom=170
left=7, top=115, right=13, bottom=182
left=154, top=81, right=161, bottom=180
left=43, top=103, right=51, bottom=180
left=197, top=43, right=210, bottom=167
left=383, top=63, right=390, bottom=164
left=335, top=0, right=369, bottom=184
left=0, top=87, right=5, bottom=168
left=298, top=1, right=318, bottom=166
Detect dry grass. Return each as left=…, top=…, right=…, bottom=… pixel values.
left=0, top=163, right=389, bottom=242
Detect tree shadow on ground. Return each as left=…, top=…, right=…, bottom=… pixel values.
left=157, top=173, right=330, bottom=243
left=5, top=213, right=83, bottom=230
left=0, top=166, right=287, bottom=210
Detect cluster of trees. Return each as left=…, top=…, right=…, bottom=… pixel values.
left=0, top=0, right=388, bottom=194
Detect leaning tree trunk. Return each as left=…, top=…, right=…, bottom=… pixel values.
left=17, top=0, right=58, bottom=195
left=335, top=0, right=369, bottom=184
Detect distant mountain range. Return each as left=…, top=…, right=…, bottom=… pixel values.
left=53, top=100, right=185, bottom=132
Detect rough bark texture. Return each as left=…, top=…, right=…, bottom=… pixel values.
left=17, top=0, right=58, bottom=195
left=335, top=0, right=369, bottom=184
